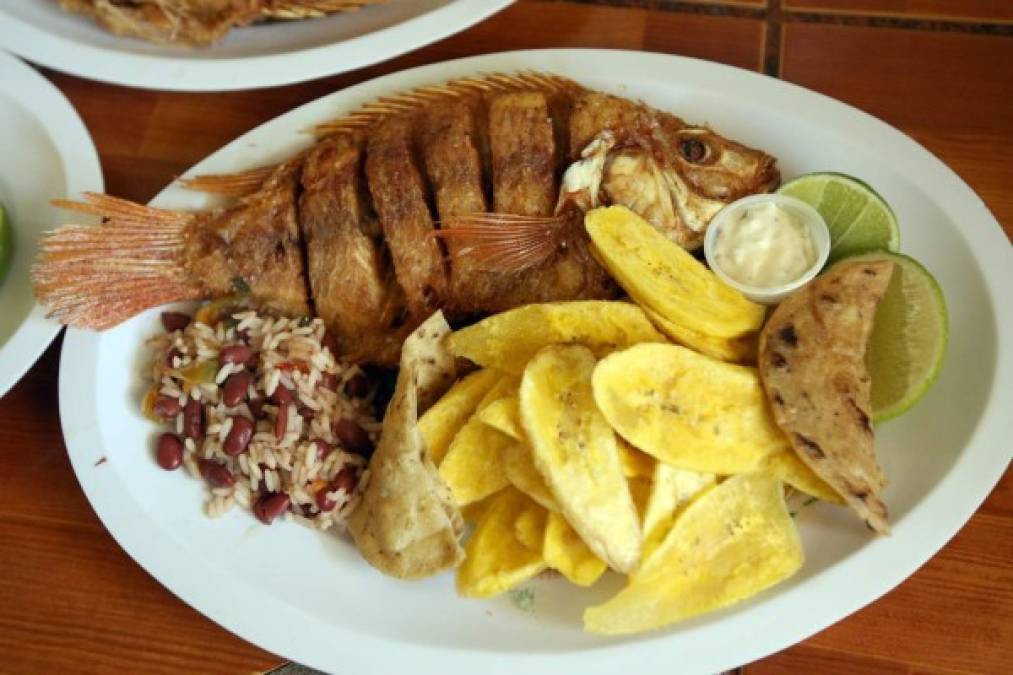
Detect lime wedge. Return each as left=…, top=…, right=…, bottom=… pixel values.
left=0, top=204, right=10, bottom=285
left=778, top=172, right=900, bottom=263
left=844, top=251, right=948, bottom=423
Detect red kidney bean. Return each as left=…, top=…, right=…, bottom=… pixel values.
left=223, top=416, right=254, bottom=456
left=313, top=439, right=335, bottom=461
left=155, top=433, right=184, bottom=470
left=332, top=466, right=359, bottom=494
left=183, top=398, right=204, bottom=440
left=319, top=372, right=339, bottom=391
left=274, top=403, right=289, bottom=441
left=315, top=486, right=336, bottom=512
left=152, top=395, right=181, bottom=419
left=271, top=384, right=293, bottom=406
left=219, top=344, right=253, bottom=366
left=164, top=347, right=181, bottom=368
left=321, top=331, right=340, bottom=357
left=248, top=396, right=265, bottom=419
left=222, top=371, right=252, bottom=407
left=161, top=312, right=191, bottom=332
left=297, top=404, right=315, bottom=422
left=236, top=328, right=250, bottom=344
left=253, top=492, right=290, bottom=525
left=335, top=419, right=373, bottom=458
left=198, top=459, right=234, bottom=487
left=344, top=372, right=370, bottom=398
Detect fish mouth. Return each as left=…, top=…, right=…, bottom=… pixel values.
left=757, top=157, right=781, bottom=193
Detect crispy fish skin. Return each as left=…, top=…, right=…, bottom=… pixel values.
left=298, top=136, right=408, bottom=366
left=183, top=162, right=310, bottom=316
left=759, top=259, right=894, bottom=533
left=489, top=92, right=558, bottom=216
left=366, top=116, right=448, bottom=318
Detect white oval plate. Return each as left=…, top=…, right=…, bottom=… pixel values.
left=0, top=0, right=513, bottom=92
left=58, top=50, right=1012, bottom=674
left=0, top=52, right=102, bottom=399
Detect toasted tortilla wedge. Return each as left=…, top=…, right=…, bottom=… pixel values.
left=759, top=259, right=894, bottom=533
left=348, top=312, right=465, bottom=579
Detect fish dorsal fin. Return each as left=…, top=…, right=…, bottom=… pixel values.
left=178, top=165, right=279, bottom=198
left=314, top=71, right=583, bottom=137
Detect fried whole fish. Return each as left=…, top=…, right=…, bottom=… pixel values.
left=33, top=72, right=780, bottom=366
left=59, top=0, right=384, bottom=46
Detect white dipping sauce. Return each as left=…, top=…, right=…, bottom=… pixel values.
left=713, top=202, right=817, bottom=287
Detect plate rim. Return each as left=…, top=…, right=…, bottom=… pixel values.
left=57, top=48, right=1013, bottom=674
left=0, top=52, right=102, bottom=399
left=0, top=0, right=515, bottom=92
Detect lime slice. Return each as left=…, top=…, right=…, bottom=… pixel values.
left=844, top=251, right=948, bottom=423
left=0, top=203, right=10, bottom=285
left=778, top=172, right=900, bottom=263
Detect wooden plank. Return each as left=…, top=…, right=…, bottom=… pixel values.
left=781, top=22, right=1013, bottom=239
left=744, top=643, right=911, bottom=674
left=785, top=0, right=1013, bottom=23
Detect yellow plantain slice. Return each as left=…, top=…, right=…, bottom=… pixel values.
left=514, top=500, right=549, bottom=553
left=478, top=395, right=524, bottom=441
left=420, top=369, right=502, bottom=465
left=618, top=441, right=655, bottom=478
left=520, top=345, right=642, bottom=573
left=503, top=442, right=559, bottom=511
left=642, top=305, right=758, bottom=365
left=628, top=476, right=651, bottom=525
left=593, top=343, right=788, bottom=474
left=457, top=488, right=547, bottom=598
left=642, top=462, right=716, bottom=564
left=447, top=301, right=666, bottom=375
left=461, top=493, right=499, bottom=526
left=544, top=511, right=608, bottom=587
left=762, top=449, right=844, bottom=504
left=584, top=473, right=804, bottom=634
left=585, top=206, right=765, bottom=339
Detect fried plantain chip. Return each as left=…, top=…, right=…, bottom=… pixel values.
left=762, top=449, right=843, bottom=504
left=461, top=493, right=498, bottom=526
left=584, top=473, right=804, bottom=634
left=642, top=305, right=758, bottom=364
left=618, top=441, right=655, bottom=479
left=593, top=343, right=787, bottom=474
left=520, top=345, right=642, bottom=573
left=642, top=462, right=716, bottom=563
left=478, top=394, right=524, bottom=441
left=419, top=369, right=501, bottom=465
left=447, top=301, right=666, bottom=374
left=457, top=488, right=547, bottom=598
left=503, top=442, right=559, bottom=511
left=586, top=206, right=765, bottom=339
left=514, top=500, right=549, bottom=553
left=544, top=511, right=607, bottom=587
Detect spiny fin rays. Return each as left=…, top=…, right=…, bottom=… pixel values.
left=434, top=213, right=568, bottom=273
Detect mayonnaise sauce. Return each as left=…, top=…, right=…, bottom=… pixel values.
left=713, top=202, right=816, bottom=287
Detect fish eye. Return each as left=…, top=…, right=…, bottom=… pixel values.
left=679, top=138, right=708, bottom=163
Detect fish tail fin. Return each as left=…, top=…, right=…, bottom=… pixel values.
left=178, top=165, right=277, bottom=198
left=33, top=194, right=202, bottom=329
left=434, top=213, right=567, bottom=273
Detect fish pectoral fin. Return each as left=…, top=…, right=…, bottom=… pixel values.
left=435, top=213, right=567, bottom=273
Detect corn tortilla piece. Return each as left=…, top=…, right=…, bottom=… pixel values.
left=584, top=473, right=803, bottom=634
left=585, top=206, right=765, bottom=339
left=544, top=511, right=607, bottom=587
left=502, top=442, right=559, bottom=511
left=642, top=463, right=716, bottom=564
left=420, top=369, right=502, bottom=465
left=478, top=394, right=524, bottom=441
left=457, top=488, right=547, bottom=598
left=348, top=312, right=464, bottom=580
left=521, top=345, right=642, bottom=573
left=514, top=500, right=550, bottom=553
left=447, top=301, right=666, bottom=375
left=593, top=343, right=787, bottom=474
left=642, top=305, right=758, bottom=365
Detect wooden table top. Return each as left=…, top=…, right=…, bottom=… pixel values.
left=1, top=1, right=1010, bottom=673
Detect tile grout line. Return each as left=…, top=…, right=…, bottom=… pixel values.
left=763, top=0, right=782, bottom=77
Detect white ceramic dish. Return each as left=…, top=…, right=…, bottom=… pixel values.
left=0, top=52, right=102, bottom=399
left=58, top=50, right=1012, bottom=674
left=704, top=193, right=831, bottom=304
left=0, top=0, right=513, bottom=92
